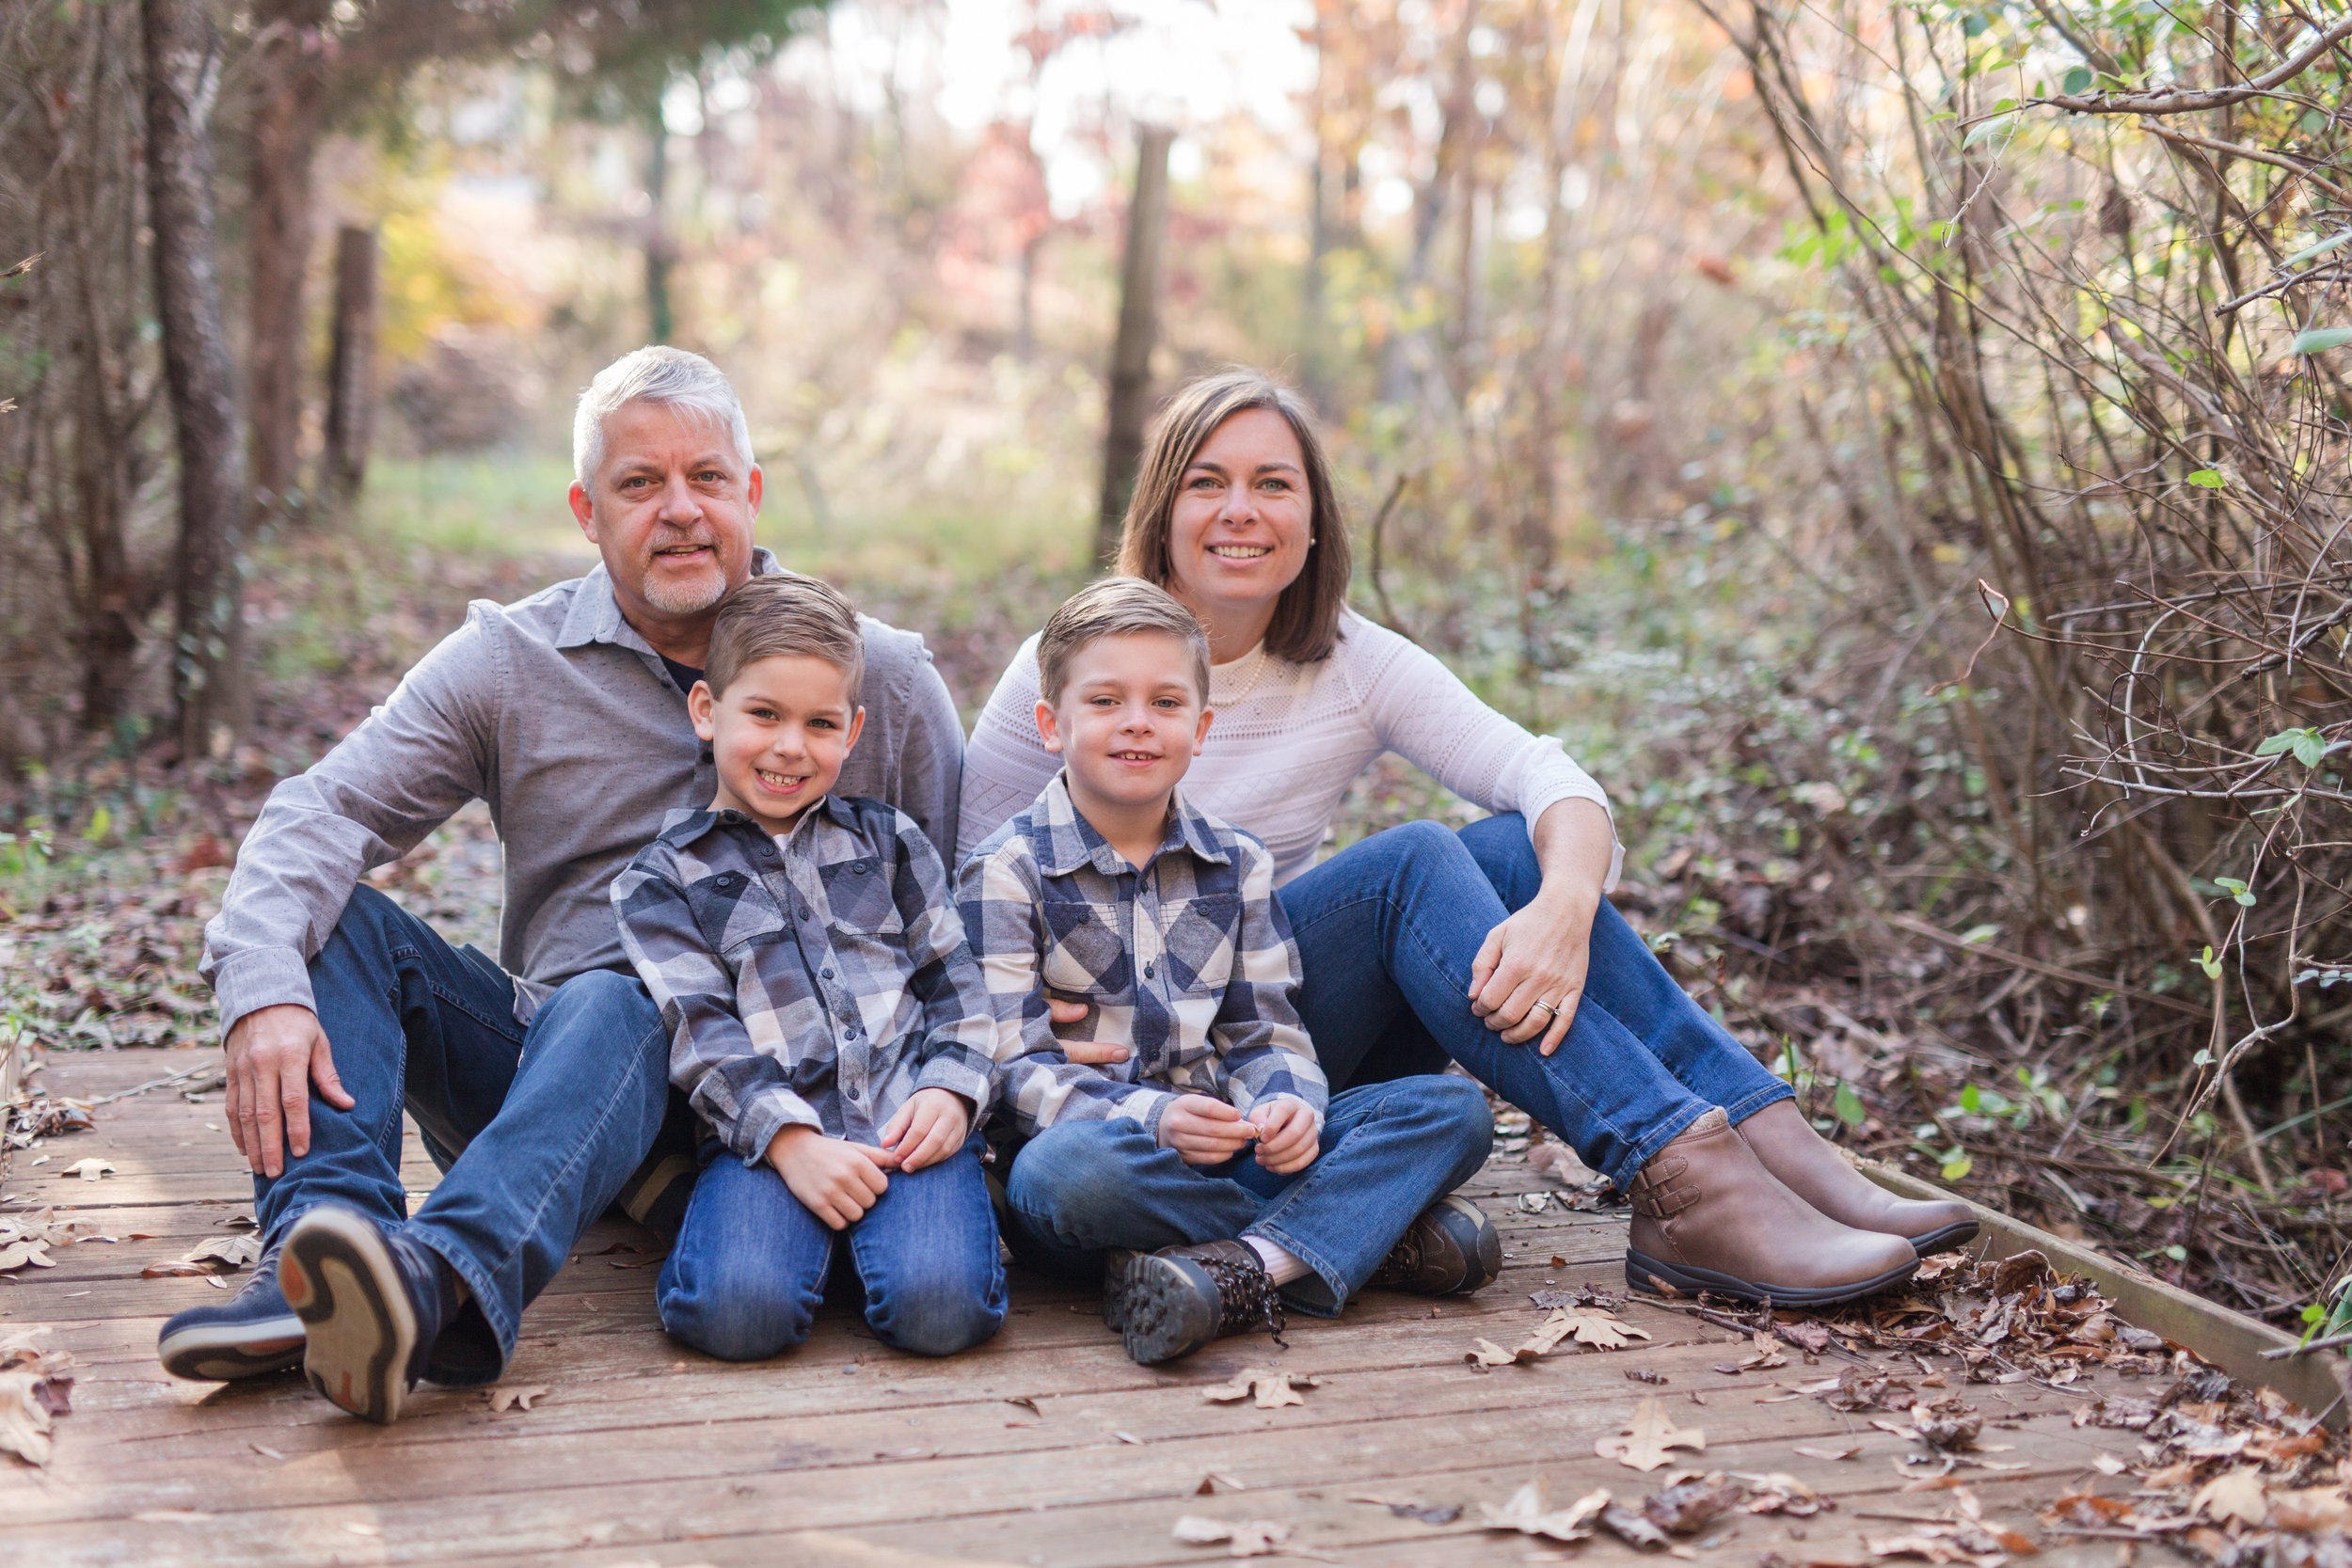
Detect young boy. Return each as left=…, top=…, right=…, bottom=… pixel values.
left=612, top=572, right=1005, bottom=1362
left=959, top=577, right=1501, bottom=1365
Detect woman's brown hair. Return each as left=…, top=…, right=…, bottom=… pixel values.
left=1114, top=368, right=1353, bottom=664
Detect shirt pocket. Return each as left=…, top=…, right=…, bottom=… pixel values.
left=1041, top=898, right=1130, bottom=997
left=1158, top=895, right=1241, bottom=992
left=683, top=869, right=788, bottom=955
left=818, top=855, right=906, bottom=937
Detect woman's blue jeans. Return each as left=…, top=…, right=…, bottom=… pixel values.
left=1277, top=815, right=1791, bottom=1191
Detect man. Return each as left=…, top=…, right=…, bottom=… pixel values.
left=164, top=346, right=964, bottom=1422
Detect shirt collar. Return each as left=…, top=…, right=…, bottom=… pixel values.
left=654, top=788, right=856, bottom=852
left=1030, top=772, right=1231, bottom=879
left=555, top=547, right=783, bottom=653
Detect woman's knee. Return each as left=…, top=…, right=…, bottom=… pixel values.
left=1456, top=814, right=1539, bottom=906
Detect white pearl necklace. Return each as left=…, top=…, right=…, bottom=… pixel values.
left=1210, top=641, right=1272, bottom=708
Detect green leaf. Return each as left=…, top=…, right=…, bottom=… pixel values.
left=2295, top=733, right=2327, bottom=767
left=2163, top=1244, right=2187, bottom=1262
left=2215, top=877, right=2255, bottom=907
left=1941, top=1153, right=1974, bottom=1181
left=1960, top=1083, right=1982, bottom=1114
left=1834, top=1081, right=1867, bottom=1128
left=2061, top=65, right=2093, bottom=94
left=2185, top=468, right=2225, bottom=489
left=84, top=804, right=110, bottom=842
left=2256, top=726, right=2313, bottom=756
left=2193, top=1047, right=2215, bottom=1067
left=1959, top=924, right=2000, bottom=945
left=2279, top=230, right=2352, bottom=270
left=2196, top=944, right=2222, bottom=980
left=2292, top=327, right=2352, bottom=355
left=1963, top=117, right=2010, bottom=149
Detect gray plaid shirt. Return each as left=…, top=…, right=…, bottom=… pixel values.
left=612, top=795, right=995, bottom=1164
left=957, top=773, right=1326, bottom=1142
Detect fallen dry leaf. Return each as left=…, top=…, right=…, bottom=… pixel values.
left=1195, top=1472, right=1244, bottom=1495
left=0, top=1240, right=55, bottom=1272
left=2269, top=1485, right=2351, bottom=1533
left=1597, top=1398, right=1707, bottom=1471
left=1793, top=1443, right=1862, bottom=1461
left=1171, top=1515, right=1289, bottom=1557
left=485, top=1385, right=548, bottom=1413
left=1644, top=1479, right=1746, bottom=1534
left=1480, top=1477, right=1612, bottom=1542
left=62, top=1158, right=114, bottom=1181
left=142, top=1233, right=265, bottom=1278
left=2190, top=1467, right=2267, bottom=1528
left=1203, top=1369, right=1318, bottom=1409
left=0, top=1370, right=59, bottom=1466
left=1349, top=1493, right=1461, bottom=1525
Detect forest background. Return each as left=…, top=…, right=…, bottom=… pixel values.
left=3, top=0, right=2349, bottom=1346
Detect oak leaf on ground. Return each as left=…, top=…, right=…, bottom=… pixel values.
left=1170, top=1515, right=1289, bottom=1556
left=1203, top=1369, right=1317, bottom=1409
left=1597, top=1398, right=1707, bottom=1471
left=485, top=1384, right=549, bottom=1413
left=1479, top=1477, right=1611, bottom=1542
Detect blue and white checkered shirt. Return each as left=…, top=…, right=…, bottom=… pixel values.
left=612, top=795, right=996, bottom=1164
left=957, top=773, right=1326, bottom=1143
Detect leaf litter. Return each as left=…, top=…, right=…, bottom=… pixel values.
left=1596, top=1397, right=1707, bottom=1471
left=1170, top=1515, right=1291, bottom=1558
left=1203, top=1369, right=1319, bottom=1409
left=0, top=1326, right=77, bottom=1467
left=141, top=1232, right=263, bottom=1278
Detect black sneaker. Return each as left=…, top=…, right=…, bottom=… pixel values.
left=1116, top=1240, right=1286, bottom=1365
left=157, top=1241, right=304, bottom=1381
left=1367, top=1196, right=1502, bottom=1296
left=278, top=1206, right=459, bottom=1424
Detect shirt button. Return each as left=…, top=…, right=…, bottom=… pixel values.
left=849, top=1086, right=862, bottom=1100
left=796, top=903, right=812, bottom=920
left=821, top=967, right=834, bottom=979
left=759, top=844, right=777, bottom=860
left=1143, top=962, right=1154, bottom=978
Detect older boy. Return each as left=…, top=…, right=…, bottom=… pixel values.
left=960, top=578, right=1500, bottom=1365
left=609, top=573, right=1004, bottom=1362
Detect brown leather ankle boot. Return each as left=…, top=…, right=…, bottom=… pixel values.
left=1736, top=1100, right=1979, bottom=1256
left=1627, top=1109, right=1920, bottom=1306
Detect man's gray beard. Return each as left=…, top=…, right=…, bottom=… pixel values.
left=639, top=566, right=728, bottom=617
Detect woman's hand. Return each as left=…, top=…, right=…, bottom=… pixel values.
left=1469, top=890, right=1598, bottom=1056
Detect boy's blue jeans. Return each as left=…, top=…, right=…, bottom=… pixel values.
left=658, top=1134, right=1007, bottom=1360
left=1001, top=1075, right=1493, bottom=1315
left=1277, top=815, right=1794, bottom=1192
left=252, top=886, right=678, bottom=1385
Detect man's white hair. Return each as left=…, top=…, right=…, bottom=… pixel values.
left=572, top=345, right=755, bottom=487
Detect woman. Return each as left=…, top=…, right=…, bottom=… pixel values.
left=961, top=369, right=1972, bottom=1303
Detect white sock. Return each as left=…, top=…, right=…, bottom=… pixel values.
left=1245, top=1235, right=1311, bottom=1286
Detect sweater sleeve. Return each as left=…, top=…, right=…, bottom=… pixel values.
left=956, top=634, right=1062, bottom=865
left=1346, top=617, right=1624, bottom=891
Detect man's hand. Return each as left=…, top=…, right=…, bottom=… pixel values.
left=1468, top=892, right=1599, bottom=1056
left=767, top=1126, right=894, bottom=1229
left=1248, top=1098, right=1320, bottom=1175
left=1045, top=995, right=1129, bottom=1067
left=224, top=1004, right=357, bottom=1178
left=878, top=1087, right=971, bottom=1173
left=1158, top=1095, right=1258, bottom=1165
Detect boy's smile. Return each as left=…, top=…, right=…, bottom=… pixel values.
left=691, top=654, right=865, bottom=837
left=1037, top=631, right=1212, bottom=865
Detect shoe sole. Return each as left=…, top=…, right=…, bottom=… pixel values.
left=1100, top=1249, right=1143, bottom=1333
left=1906, top=1219, right=1980, bottom=1258
left=1624, top=1247, right=1919, bottom=1307
left=158, top=1315, right=305, bottom=1383
left=1120, top=1255, right=1222, bottom=1365
left=279, top=1210, right=417, bottom=1425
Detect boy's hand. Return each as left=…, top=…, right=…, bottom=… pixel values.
left=879, top=1087, right=971, bottom=1173
left=1249, top=1098, right=1320, bottom=1175
left=766, top=1125, right=894, bottom=1229
left=1159, top=1095, right=1258, bottom=1165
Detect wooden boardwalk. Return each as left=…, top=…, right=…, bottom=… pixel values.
left=4, top=1048, right=2177, bottom=1567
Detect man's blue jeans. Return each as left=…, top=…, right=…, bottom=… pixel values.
left=255, top=886, right=673, bottom=1385
left=658, top=1134, right=1007, bottom=1360
left=1001, top=1075, right=1494, bottom=1315
left=1277, top=816, right=1793, bottom=1192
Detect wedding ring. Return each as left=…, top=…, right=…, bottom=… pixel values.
left=1528, top=1000, right=1557, bottom=1018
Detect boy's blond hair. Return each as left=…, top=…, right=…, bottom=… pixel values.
left=705, top=572, right=865, bottom=701
left=1037, top=577, right=1211, bottom=706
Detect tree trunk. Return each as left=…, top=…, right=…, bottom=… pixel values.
left=245, top=0, right=330, bottom=527
left=645, top=101, right=674, bottom=342
left=143, top=0, right=247, bottom=760
left=321, top=224, right=378, bottom=519
left=1096, top=123, right=1173, bottom=565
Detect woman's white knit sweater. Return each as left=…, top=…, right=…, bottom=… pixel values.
left=957, top=609, right=1621, bottom=889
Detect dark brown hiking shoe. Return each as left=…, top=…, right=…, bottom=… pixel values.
left=1115, top=1239, right=1286, bottom=1365
left=1099, top=1248, right=1144, bottom=1332
left=1367, top=1196, right=1502, bottom=1296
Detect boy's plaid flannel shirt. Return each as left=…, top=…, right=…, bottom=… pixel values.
left=956, top=773, right=1327, bottom=1143
left=612, top=795, right=995, bottom=1164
